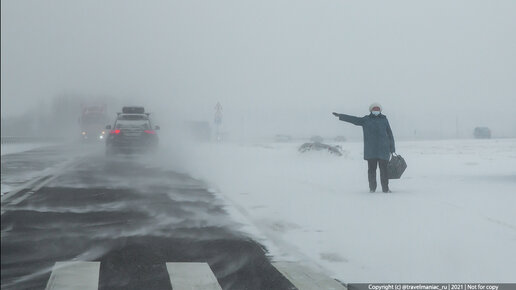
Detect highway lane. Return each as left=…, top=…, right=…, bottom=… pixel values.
left=1, top=147, right=296, bottom=290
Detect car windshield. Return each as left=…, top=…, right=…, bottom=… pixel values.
left=115, top=120, right=151, bottom=130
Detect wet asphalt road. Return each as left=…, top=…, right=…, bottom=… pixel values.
left=1, top=147, right=295, bottom=290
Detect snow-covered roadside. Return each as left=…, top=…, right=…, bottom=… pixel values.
left=160, top=138, right=516, bottom=283
left=2, top=143, right=55, bottom=195
left=1, top=144, right=94, bottom=195
left=1, top=143, right=52, bottom=156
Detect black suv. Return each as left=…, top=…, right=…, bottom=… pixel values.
left=105, top=107, right=160, bottom=155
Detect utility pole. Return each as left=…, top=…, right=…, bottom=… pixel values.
left=456, top=115, right=459, bottom=139
left=214, top=102, right=223, bottom=141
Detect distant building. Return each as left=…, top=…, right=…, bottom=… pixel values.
left=473, top=127, right=491, bottom=139
left=185, top=121, right=211, bottom=142
left=275, top=134, right=292, bottom=142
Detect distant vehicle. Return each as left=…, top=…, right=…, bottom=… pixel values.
left=105, top=107, right=160, bottom=155
left=473, top=127, right=491, bottom=139
left=275, top=134, right=292, bottom=142
left=79, top=104, right=108, bottom=142
left=310, top=135, right=324, bottom=143
left=334, top=135, right=347, bottom=142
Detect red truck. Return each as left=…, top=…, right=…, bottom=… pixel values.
left=79, top=104, right=109, bottom=142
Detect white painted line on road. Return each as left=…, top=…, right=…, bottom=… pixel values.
left=45, top=261, right=100, bottom=290
left=166, top=262, right=223, bottom=290
left=272, top=262, right=347, bottom=290
left=1, top=175, right=50, bottom=203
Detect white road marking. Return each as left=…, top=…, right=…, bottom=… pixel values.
left=273, top=262, right=347, bottom=290
left=1, top=175, right=50, bottom=203
left=45, top=261, right=100, bottom=290
left=166, top=262, right=223, bottom=290
left=40, top=261, right=345, bottom=289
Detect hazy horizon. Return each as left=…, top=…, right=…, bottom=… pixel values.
left=2, top=0, right=516, bottom=139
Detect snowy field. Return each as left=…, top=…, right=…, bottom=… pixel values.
left=162, top=138, right=516, bottom=283
left=2, top=138, right=515, bottom=282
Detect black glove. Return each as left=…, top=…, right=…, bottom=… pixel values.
left=332, top=112, right=339, bottom=117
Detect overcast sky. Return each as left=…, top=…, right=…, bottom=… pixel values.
left=2, top=0, right=516, bottom=139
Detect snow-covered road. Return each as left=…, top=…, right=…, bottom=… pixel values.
left=164, top=138, right=516, bottom=283
left=3, top=138, right=515, bottom=283
left=1, top=143, right=53, bottom=156
left=0, top=143, right=90, bottom=195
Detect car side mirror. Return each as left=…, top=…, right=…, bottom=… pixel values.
left=105, top=125, right=112, bottom=130
left=154, top=125, right=160, bottom=130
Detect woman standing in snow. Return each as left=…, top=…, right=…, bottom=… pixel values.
left=332, top=103, right=395, bottom=193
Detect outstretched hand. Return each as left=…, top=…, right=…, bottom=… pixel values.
left=332, top=112, right=339, bottom=117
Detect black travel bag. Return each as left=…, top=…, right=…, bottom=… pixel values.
left=387, top=153, right=407, bottom=179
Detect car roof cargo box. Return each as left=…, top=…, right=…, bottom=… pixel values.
left=122, top=106, right=145, bottom=114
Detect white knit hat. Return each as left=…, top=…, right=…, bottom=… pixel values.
left=369, top=102, right=382, bottom=112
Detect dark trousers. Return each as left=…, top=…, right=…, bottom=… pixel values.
left=367, top=159, right=389, bottom=192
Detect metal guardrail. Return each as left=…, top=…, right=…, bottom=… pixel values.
left=0, top=136, right=57, bottom=145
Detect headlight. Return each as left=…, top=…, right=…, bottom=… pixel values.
left=99, top=135, right=104, bottom=139
left=82, top=131, right=87, bottom=135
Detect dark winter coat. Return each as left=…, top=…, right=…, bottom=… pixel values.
left=336, top=113, right=395, bottom=161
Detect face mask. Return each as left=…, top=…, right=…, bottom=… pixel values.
left=372, top=111, right=380, bottom=116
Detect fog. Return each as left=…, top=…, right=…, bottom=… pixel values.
left=2, top=0, right=516, bottom=140
left=2, top=3, right=516, bottom=285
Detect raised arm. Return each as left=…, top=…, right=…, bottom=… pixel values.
left=332, top=112, right=365, bottom=126
left=386, top=119, right=395, bottom=153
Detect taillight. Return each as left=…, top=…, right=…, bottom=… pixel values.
left=110, top=129, right=121, bottom=135
left=144, top=130, right=156, bottom=134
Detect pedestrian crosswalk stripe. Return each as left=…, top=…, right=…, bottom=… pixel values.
left=43, top=260, right=345, bottom=290
left=45, top=261, right=100, bottom=290
left=272, top=261, right=347, bottom=290
left=166, top=262, right=223, bottom=290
